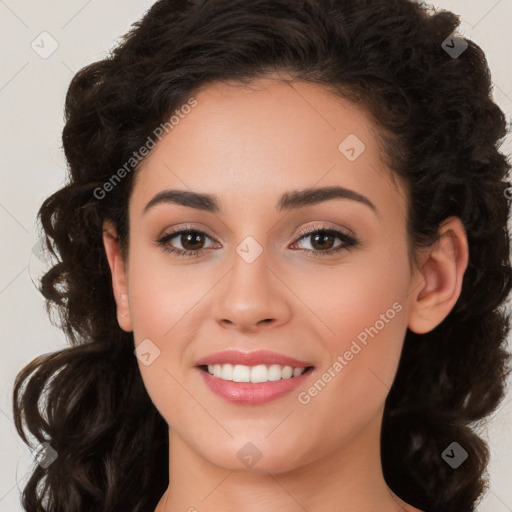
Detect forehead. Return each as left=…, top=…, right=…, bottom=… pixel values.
left=130, top=78, right=406, bottom=221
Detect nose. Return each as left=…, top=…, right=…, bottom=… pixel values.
left=211, top=248, right=292, bottom=333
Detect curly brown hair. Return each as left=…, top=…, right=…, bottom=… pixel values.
left=12, top=0, right=512, bottom=511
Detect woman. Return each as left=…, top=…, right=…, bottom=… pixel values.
left=13, top=0, right=512, bottom=511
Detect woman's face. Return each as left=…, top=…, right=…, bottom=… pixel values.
left=108, top=78, right=427, bottom=472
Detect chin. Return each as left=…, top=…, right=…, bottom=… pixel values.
left=196, top=436, right=313, bottom=475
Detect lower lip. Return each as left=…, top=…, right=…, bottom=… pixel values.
left=197, top=367, right=314, bottom=404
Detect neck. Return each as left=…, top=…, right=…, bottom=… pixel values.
left=154, top=410, right=418, bottom=512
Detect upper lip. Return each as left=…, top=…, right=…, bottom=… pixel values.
left=194, top=349, right=314, bottom=368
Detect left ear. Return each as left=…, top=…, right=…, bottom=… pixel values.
left=408, top=216, right=469, bottom=334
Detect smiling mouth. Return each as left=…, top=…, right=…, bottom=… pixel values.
left=198, top=364, right=315, bottom=383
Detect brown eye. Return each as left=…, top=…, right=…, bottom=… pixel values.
left=156, top=225, right=359, bottom=259
left=157, top=228, right=218, bottom=257
left=177, top=231, right=206, bottom=251
left=290, top=227, right=359, bottom=256
left=308, top=232, right=337, bottom=251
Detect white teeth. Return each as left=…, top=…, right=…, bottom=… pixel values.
left=220, top=363, right=234, bottom=380
left=205, top=363, right=307, bottom=382
left=249, top=364, right=268, bottom=383
left=292, top=367, right=303, bottom=377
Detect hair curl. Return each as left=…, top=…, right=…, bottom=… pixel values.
left=13, top=0, right=512, bottom=511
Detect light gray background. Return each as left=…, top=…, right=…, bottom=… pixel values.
left=1, top=1, right=511, bottom=511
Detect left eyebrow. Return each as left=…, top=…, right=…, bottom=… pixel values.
left=142, top=185, right=379, bottom=216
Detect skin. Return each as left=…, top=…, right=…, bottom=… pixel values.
left=103, top=77, right=469, bottom=512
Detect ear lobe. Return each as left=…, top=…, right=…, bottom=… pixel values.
left=408, top=216, right=469, bottom=334
left=102, top=220, right=133, bottom=332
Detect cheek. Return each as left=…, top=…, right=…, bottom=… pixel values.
left=321, top=244, right=411, bottom=392
left=305, top=291, right=408, bottom=441
left=127, top=246, right=209, bottom=339
left=125, top=249, right=195, bottom=400
left=127, top=261, right=193, bottom=422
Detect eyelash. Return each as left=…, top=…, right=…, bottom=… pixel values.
left=156, top=224, right=359, bottom=259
